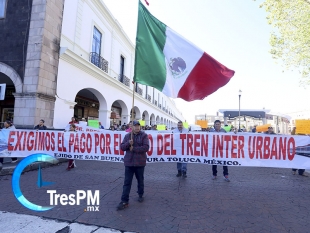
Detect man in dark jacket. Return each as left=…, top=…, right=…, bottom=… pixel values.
left=117, top=120, right=149, bottom=210
left=265, top=126, right=276, bottom=134
left=210, top=120, right=230, bottom=182
left=34, top=119, right=47, bottom=130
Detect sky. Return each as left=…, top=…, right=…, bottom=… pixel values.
left=102, top=0, right=310, bottom=124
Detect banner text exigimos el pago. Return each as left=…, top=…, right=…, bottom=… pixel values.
left=1, top=129, right=310, bottom=169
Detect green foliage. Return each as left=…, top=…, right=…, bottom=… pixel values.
left=260, top=0, right=310, bottom=85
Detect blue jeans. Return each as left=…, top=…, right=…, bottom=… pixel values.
left=121, top=166, right=145, bottom=203
left=292, top=168, right=305, bottom=175
left=177, top=163, right=187, bottom=172
left=212, top=165, right=228, bottom=176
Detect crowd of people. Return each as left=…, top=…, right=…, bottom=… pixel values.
left=0, top=117, right=308, bottom=211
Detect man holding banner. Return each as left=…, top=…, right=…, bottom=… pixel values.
left=173, top=121, right=189, bottom=178
left=265, top=126, right=276, bottom=135
left=210, top=120, right=230, bottom=182
left=117, top=120, right=150, bottom=210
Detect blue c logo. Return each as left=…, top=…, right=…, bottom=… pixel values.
left=12, top=153, right=58, bottom=212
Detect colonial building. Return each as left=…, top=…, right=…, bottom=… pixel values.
left=0, top=0, right=65, bottom=128
left=0, top=0, right=184, bottom=129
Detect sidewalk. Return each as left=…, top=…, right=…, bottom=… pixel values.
left=1, top=160, right=310, bottom=233
left=0, top=158, right=68, bottom=176
left=0, top=211, right=133, bottom=233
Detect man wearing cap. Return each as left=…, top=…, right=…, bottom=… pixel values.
left=117, top=120, right=150, bottom=210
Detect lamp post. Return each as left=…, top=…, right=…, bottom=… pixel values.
left=238, top=90, right=242, bottom=131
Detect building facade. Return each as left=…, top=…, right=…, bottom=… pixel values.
left=0, top=0, right=184, bottom=129
left=0, top=0, right=65, bottom=128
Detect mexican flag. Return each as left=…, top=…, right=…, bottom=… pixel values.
left=134, top=1, right=235, bottom=102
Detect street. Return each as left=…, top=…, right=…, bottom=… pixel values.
left=0, top=160, right=310, bottom=233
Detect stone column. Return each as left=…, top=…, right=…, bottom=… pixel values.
left=145, top=118, right=150, bottom=126
left=13, top=93, right=56, bottom=129
left=16, top=0, right=65, bottom=128
left=53, top=98, right=76, bottom=129
left=98, top=110, right=111, bottom=129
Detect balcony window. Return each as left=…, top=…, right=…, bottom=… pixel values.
left=91, top=27, right=101, bottom=65
left=89, top=27, right=109, bottom=72
left=92, top=27, right=101, bottom=55
left=120, top=56, right=125, bottom=82
left=118, top=74, right=130, bottom=87
left=0, top=0, right=7, bottom=19
left=89, top=52, right=108, bottom=73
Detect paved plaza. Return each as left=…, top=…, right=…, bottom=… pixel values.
left=0, top=160, right=310, bottom=233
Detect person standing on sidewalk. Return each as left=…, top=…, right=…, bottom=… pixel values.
left=66, top=124, right=77, bottom=171
left=0, top=120, right=17, bottom=164
left=291, top=127, right=307, bottom=176
left=117, top=120, right=149, bottom=210
left=210, top=120, right=230, bottom=182
left=172, top=121, right=189, bottom=178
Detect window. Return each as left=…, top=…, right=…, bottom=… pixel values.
left=158, top=93, right=160, bottom=106
left=0, top=0, right=7, bottom=18
left=120, top=56, right=125, bottom=82
left=91, top=27, right=102, bottom=68
left=92, top=27, right=102, bottom=55
left=145, top=86, right=148, bottom=99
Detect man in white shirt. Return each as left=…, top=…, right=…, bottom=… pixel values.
left=172, top=121, right=189, bottom=178
left=209, top=120, right=230, bottom=182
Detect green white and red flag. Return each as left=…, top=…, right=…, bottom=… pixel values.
left=133, top=1, right=235, bottom=101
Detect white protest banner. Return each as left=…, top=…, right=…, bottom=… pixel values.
left=1, top=130, right=310, bottom=169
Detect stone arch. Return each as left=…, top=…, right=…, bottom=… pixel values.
left=73, top=88, right=108, bottom=127
left=87, top=88, right=108, bottom=111
left=111, top=99, right=129, bottom=126
left=0, top=62, right=23, bottom=93
left=156, top=115, right=160, bottom=124
left=150, top=113, right=155, bottom=125
left=142, top=110, right=150, bottom=126
left=130, top=106, right=141, bottom=120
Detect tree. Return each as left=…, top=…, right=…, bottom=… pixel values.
left=260, top=0, right=310, bottom=84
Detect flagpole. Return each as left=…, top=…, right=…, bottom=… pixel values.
left=130, top=82, right=136, bottom=151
